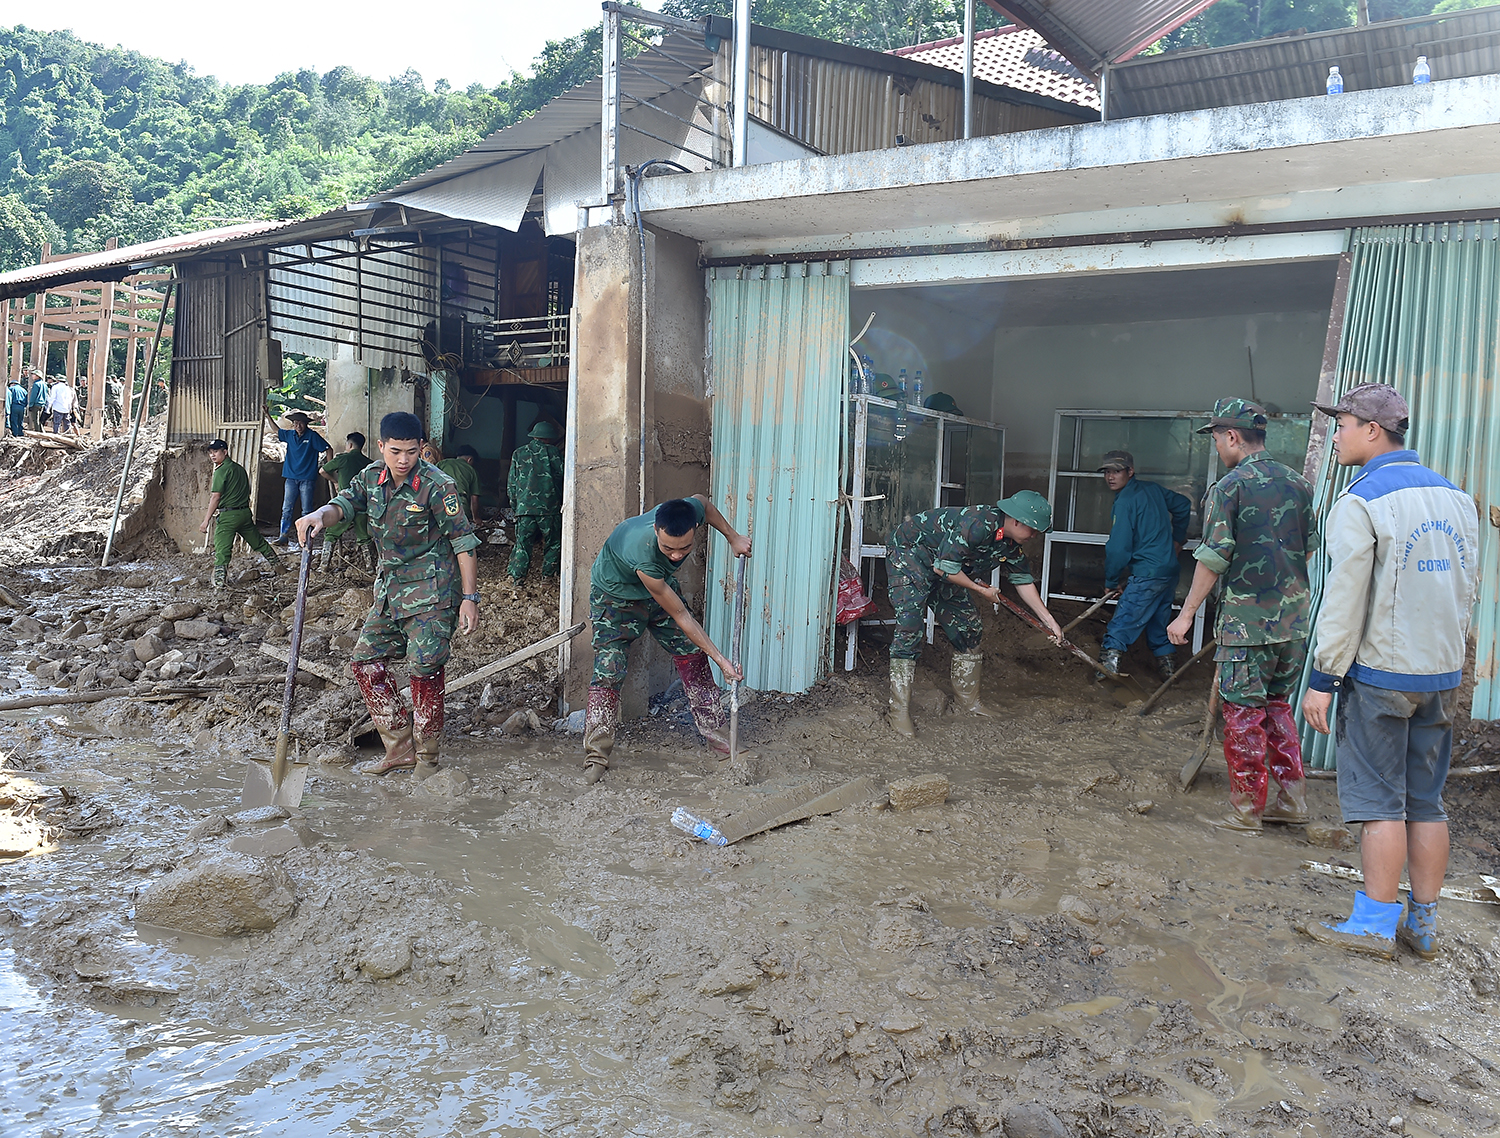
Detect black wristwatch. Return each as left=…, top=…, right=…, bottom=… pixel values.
left=462, top=593, right=482, bottom=604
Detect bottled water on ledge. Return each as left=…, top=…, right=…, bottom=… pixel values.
left=1326, top=66, right=1343, bottom=95
left=1413, top=56, right=1431, bottom=85
left=671, top=807, right=728, bottom=846
left=913, top=369, right=924, bottom=411
left=894, top=368, right=910, bottom=441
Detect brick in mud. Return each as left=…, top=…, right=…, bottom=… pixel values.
left=888, top=773, right=949, bottom=810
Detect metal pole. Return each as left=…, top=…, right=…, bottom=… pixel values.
left=102, top=275, right=174, bottom=569
left=962, top=0, right=975, bottom=140
left=601, top=5, right=621, bottom=203
left=1099, top=63, right=1110, bottom=123
left=732, top=0, right=751, bottom=166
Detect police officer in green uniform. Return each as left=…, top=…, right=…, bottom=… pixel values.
left=296, top=412, right=480, bottom=780
left=583, top=495, right=751, bottom=784
left=318, top=432, right=373, bottom=571
left=884, top=490, right=1064, bottom=736
left=1168, top=398, right=1317, bottom=831
left=508, top=421, right=564, bottom=582
left=200, top=439, right=284, bottom=589
left=437, top=445, right=481, bottom=522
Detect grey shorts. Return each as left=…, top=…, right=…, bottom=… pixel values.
left=1335, top=677, right=1456, bottom=824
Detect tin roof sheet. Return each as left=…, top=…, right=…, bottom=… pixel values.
left=986, top=0, right=1222, bottom=74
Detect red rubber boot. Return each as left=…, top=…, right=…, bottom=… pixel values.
left=352, top=660, right=415, bottom=775
left=409, top=668, right=445, bottom=780
left=674, top=653, right=731, bottom=755
left=1262, top=698, right=1309, bottom=824
left=1219, top=702, right=1270, bottom=832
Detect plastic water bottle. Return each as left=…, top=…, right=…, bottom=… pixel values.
left=1413, top=55, right=1431, bottom=84
left=1326, top=66, right=1343, bottom=95
left=894, top=368, right=909, bottom=441
left=671, top=807, right=727, bottom=846
left=913, top=369, right=924, bottom=411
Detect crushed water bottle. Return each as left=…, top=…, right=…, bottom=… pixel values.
left=671, top=807, right=728, bottom=846
left=894, top=368, right=909, bottom=441
left=1326, top=66, right=1343, bottom=95
left=1413, top=55, right=1431, bottom=84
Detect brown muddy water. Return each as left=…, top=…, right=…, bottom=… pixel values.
left=5, top=671, right=1500, bottom=1137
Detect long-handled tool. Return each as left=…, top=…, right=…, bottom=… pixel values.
left=240, top=542, right=313, bottom=808
left=1178, top=673, right=1222, bottom=791
left=728, top=554, right=747, bottom=762
left=1137, top=639, right=1216, bottom=717
left=994, top=592, right=1123, bottom=677
left=1060, top=590, right=1118, bottom=637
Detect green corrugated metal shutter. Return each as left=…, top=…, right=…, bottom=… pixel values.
left=706, top=263, right=849, bottom=693
left=1297, top=223, right=1500, bottom=768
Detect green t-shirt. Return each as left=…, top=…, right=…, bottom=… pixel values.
left=210, top=458, right=252, bottom=511
left=437, top=458, right=481, bottom=518
left=322, top=449, right=372, bottom=491
left=590, top=498, right=707, bottom=601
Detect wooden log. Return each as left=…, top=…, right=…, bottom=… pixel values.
left=23, top=429, right=85, bottom=450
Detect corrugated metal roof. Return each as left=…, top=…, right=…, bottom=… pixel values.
left=891, top=26, right=1100, bottom=109
left=0, top=220, right=295, bottom=300
left=986, top=0, right=1222, bottom=74
left=1109, top=6, right=1500, bottom=117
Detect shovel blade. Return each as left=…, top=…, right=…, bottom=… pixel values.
left=240, top=760, right=308, bottom=809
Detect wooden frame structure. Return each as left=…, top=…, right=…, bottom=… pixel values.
left=1, top=242, right=174, bottom=441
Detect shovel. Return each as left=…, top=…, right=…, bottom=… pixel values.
left=1178, top=673, right=1222, bottom=791
left=240, top=541, right=313, bottom=808
left=728, top=554, right=747, bottom=762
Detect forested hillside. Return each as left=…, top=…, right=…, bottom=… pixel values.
left=0, top=0, right=1480, bottom=271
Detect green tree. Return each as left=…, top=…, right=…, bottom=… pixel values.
left=0, top=192, right=53, bottom=269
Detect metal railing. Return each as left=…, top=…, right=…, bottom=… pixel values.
left=477, top=313, right=570, bottom=370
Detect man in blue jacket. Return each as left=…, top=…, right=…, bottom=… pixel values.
left=26, top=370, right=49, bottom=432
left=1097, top=450, right=1191, bottom=680
left=266, top=405, right=329, bottom=549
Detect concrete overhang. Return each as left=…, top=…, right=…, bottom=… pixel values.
left=638, top=75, right=1500, bottom=257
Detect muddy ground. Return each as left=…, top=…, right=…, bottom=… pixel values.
left=3, top=503, right=1500, bottom=1136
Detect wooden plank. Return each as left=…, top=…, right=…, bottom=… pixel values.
left=714, top=776, right=881, bottom=845
left=1301, top=860, right=1500, bottom=905
left=258, top=643, right=346, bottom=684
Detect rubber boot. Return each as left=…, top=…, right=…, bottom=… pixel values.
left=1218, top=702, right=1270, bottom=832
left=583, top=685, right=620, bottom=784
left=1304, top=890, right=1401, bottom=959
left=674, top=653, right=730, bottom=754
left=1261, top=698, right=1309, bottom=824
left=950, top=651, right=993, bottom=716
left=261, top=548, right=285, bottom=573
left=212, top=565, right=227, bottom=591
left=888, top=657, right=917, bottom=737
left=1396, top=893, right=1439, bottom=960
left=319, top=538, right=334, bottom=573
left=1155, top=653, right=1177, bottom=682
left=351, top=660, right=416, bottom=775
left=1097, top=648, right=1123, bottom=680
left=410, top=668, right=445, bottom=781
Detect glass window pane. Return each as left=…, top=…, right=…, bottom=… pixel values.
left=861, top=403, right=938, bottom=545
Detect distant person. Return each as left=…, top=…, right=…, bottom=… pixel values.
left=26, top=370, right=48, bottom=432
left=48, top=376, right=79, bottom=436
left=508, top=422, right=564, bottom=582
left=318, top=431, right=374, bottom=571
left=438, top=444, right=481, bottom=522
left=1168, top=399, right=1316, bottom=832
left=1301, top=386, right=1479, bottom=960
left=265, top=404, right=329, bottom=548
left=200, top=439, right=284, bottom=590
left=7, top=376, right=27, bottom=437
left=1096, top=450, right=1191, bottom=681
left=104, top=375, right=123, bottom=434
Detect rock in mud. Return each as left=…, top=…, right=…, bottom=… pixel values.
left=0, top=814, right=50, bottom=857
left=1004, top=1103, right=1069, bottom=1138
left=911, top=683, right=948, bottom=718
left=697, top=960, right=761, bottom=996
left=500, top=708, right=542, bottom=734
left=188, top=813, right=228, bottom=840
left=135, top=852, right=296, bottom=937
left=1306, top=822, right=1357, bottom=851
left=888, top=773, right=949, bottom=810
left=412, top=769, right=473, bottom=798
left=62, top=619, right=87, bottom=640
left=159, top=602, right=202, bottom=622
left=172, top=619, right=219, bottom=641
left=1058, top=894, right=1100, bottom=924
left=132, top=633, right=166, bottom=664
left=880, top=1013, right=923, bottom=1033
left=359, top=936, right=412, bottom=979
left=10, top=615, right=45, bottom=641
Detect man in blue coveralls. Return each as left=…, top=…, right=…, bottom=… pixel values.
left=266, top=405, right=329, bottom=549
left=1097, top=449, right=1191, bottom=681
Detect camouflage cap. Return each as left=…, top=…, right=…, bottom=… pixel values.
left=529, top=421, right=561, bottom=440
left=1195, top=397, right=1269, bottom=434
left=1312, top=383, right=1409, bottom=433
left=997, top=490, right=1053, bottom=533
left=1096, top=449, right=1134, bottom=472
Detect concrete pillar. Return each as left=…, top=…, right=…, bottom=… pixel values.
left=325, top=345, right=371, bottom=453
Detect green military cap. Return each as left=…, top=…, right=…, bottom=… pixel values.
left=997, top=489, right=1052, bottom=532
left=871, top=373, right=899, bottom=398
left=922, top=392, right=963, bottom=416
left=1196, top=397, right=1269, bottom=434
left=529, top=421, right=560, bottom=440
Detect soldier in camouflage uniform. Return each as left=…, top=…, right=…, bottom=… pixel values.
left=296, top=411, right=480, bottom=781
left=1168, top=398, right=1317, bottom=831
left=583, top=495, right=751, bottom=784
left=318, top=432, right=373, bottom=571
left=884, top=490, right=1064, bottom=737
left=508, top=421, right=564, bottom=581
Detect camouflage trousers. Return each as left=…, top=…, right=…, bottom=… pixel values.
left=213, top=507, right=277, bottom=567
left=1215, top=639, right=1308, bottom=706
left=589, top=584, right=696, bottom=690
left=510, top=513, right=561, bottom=580
left=887, top=546, right=984, bottom=661
left=352, top=602, right=457, bottom=678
